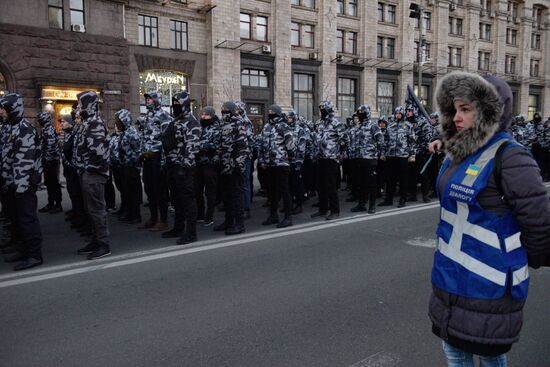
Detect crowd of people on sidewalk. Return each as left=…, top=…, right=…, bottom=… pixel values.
left=1, top=86, right=550, bottom=273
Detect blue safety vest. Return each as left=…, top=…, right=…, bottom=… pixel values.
left=432, top=132, right=529, bottom=300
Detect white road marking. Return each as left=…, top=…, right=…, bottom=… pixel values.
left=0, top=202, right=440, bottom=288
left=348, top=352, right=401, bottom=367
left=406, top=237, right=437, bottom=248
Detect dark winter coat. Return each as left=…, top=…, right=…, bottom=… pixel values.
left=429, top=72, right=550, bottom=356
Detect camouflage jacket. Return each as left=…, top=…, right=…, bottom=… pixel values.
left=259, top=117, right=295, bottom=167
left=384, top=119, right=416, bottom=158
left=243, top=115, right=254, bottom=160
left=289, top=121, right=309, bottom=167
left=316, top=113, right=349, bottom=162
left=219, top=114, right=249, bottom=175
left=41, top=122, right=60, bottom=162
left=541, top=120, right=550, bottom=150
left=522, top=122, right=536, bottom=148
left=116, top=110, right=142, bottom=168
left=511, top=124, right=528, bottom=147
left=0, top=122, right=8, bottom=167
left=75, top=115, right=110, bottom=176
left=172, top=114, right=201, bottom=168
left=531, top=120, right=545, bottom=148
left=1, top=119, right=43, bottom=193
left=108, top=132, right=121, bottom=167
left=61, top=127, right=77, bottom=168
left=350, top=120, right=385, bottom=160
left=304, top=122, right=318, bottom=161
left=143, top=106, right=170, bottom=154
left=197, top=118, right=222, bottom=166
left=413, top=116, right=435, bottom=155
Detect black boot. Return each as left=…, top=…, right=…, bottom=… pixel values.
left=262, top=215, right=279, bottom=226
left=276, top=217, right=293, bottom=228
left=350, top=205, right=366, bottom=212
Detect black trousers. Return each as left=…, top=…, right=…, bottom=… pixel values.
left=104, top=169, right=116, bottom=210
left=121, top=166, right=142, bottom=220
left=220, top=171, right=244, bottom=227
left=385, top=157, right=409, bottom=202
left=267, top=166, right=291, bottom=218
left=408, top=153, right=431, bottom=198
left=317, top=158, right=340, bottom=213
left=348, top=158, right=360, bottom=199
left=195, top=163, right=218, bottom=221
left=257, top=164, right=268, bottom=192
left=302, top=158, right=317, bottom=193
left=81, top=172, right=109, bottom=245
left=142, top=154, right=168, bottom=223
left=289, top=165, right=305, bottom=207
left=13, top=189, right=43, bottom=259
left=356, top=159, right=378, bottom=207
left=43, top=160, right=62, bottom=206
left=167, top=164, right=197, bottom=236
left=376, top=158, right=387, bottom=196
left=65, top=167, right=86, bottom=225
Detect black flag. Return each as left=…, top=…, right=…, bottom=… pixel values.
left=406, top=84, right=431, bottom=123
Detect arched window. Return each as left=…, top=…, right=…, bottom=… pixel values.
left=0, top=71, right=7, bottom=97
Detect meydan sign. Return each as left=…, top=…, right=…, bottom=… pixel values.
left=144, top=71, right=186, bottom=85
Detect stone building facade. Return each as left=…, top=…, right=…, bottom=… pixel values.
left=0, top=0, right=549, bottom=130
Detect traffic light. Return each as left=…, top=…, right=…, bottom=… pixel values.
left=409, top=3, right=421, bottom=19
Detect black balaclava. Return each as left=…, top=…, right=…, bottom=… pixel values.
left=268, top=104, right=282, bottom=121
left=201, top=106, right=216, bottom=127
left=221, top=101, right=237, bottom=122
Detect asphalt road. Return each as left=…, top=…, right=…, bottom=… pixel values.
left=1, top=190, right=550, bottom=367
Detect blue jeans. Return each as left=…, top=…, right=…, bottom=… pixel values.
left=243, top=158, right=252, bottom=211
left=442, top=341, right=507, bottom=367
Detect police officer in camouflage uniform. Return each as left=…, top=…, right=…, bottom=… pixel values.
left=311, top=100, right=349, bottom=220
left=73, top=91, right=111, bottom=260
left=350, top=105, right=384, bottom=213
left=259, top=104, right=295, bottom=228
left=195, top=106, right=221, bottom=226
left=161, top=91, right=201, bottom=245
left=287, top=110, right=309, bottom=214
left=115, top=109, right=142, bottom=224
left=376, top=115, right=388, bottom=198
left=530, top=112, right=547, bottom=179
left=214, top=102, right=249, bottom=235
left=108, top=126, right=122, bottom=217
left=140, top=92, right=169, bottom=232
left=37, top=111, right=62, bottom=214
left=380, top=106, right=416, bottom=208
left=302, top=117, right=317, bottom=199
left=0, top=109, right=8, bottom=221
left=406, top=104, right=435, bottom=203
left=0, top=93, right=44, bottom=270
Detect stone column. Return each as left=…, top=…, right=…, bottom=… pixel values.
left=399, top=1, right=416, bottom=106
left=318, top=0, right=337, bottom=107
left=272, top=0, right=292, bottom=110
left=361, top=0, right=378, bottom=112
left=207, top=0, right=241, bottom=109
left=431, top=1, right=450, bottom=104
left=465, top=6, right=480, bottom=71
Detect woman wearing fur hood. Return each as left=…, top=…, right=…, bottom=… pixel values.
left=428, top=72, right=550, bottom=366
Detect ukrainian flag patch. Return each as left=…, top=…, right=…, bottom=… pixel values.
left=465, top=164, right=481, bottom=176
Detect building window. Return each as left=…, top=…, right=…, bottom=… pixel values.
left=337, top=0, right=344, bottom=14
left=533, top=6, right=543, bottom=28
left=377, top=81, right=394, bottom=117
left=531, top=33, right=541, bottom=49
left=449, top=17, right=463, bottom=36
left=507, top=1, right=518, bottom=18
left=291, top=22, right=314, bottom=48
left=138, top=15, right=158, bottom=47
left=293, top=73, right=315, bottom=121
left=170, top=20, right=188, bottom=50
left=240, top=13, right=251, bottom=39
left=291, top=0, right=315, bottom=8
left=528, top=95, right=540, bottom=120
left=415, top=41, right=431, bottom=63
left=481, top=0, right=492, bottom=11
left=505, top=55, right=516, bottom=74
left=347, top=0, right=357, bottom=16
left=337, top=30, right=357, bottom=54
left=506, top=28, right=518, bottom=45
left=378, top=3, right=396, bottom=24
left=256, top=16, right=268, bottom=42
left=241, top=69, right=268, bottom=88
left=377, top=36, right=395, bottom=59
left=530, top=59, right=540, bottom=77
left=448, top=47, right=462, bottom=67
left=416, top=11, right=431, bottom=30
left=48, top=0, right=63, bottom=29
left=337, top=78, right=357, bottom=119
left=478, top=51, right=491, bottom=71
left=139, top=70, right=188, bottom=114
left=479, top=23, right=491, bottom=41
left=70, top=0, right=85, bottom=29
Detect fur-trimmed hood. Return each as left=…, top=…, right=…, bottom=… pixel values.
left=436, top=72, right=512, bottom=163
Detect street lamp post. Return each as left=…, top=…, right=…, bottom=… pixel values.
left=409, top=2, right=424, bottom=102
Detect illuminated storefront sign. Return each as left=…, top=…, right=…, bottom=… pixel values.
left=41, top=88, right=99, bottom=101
left=139, top=70, right=188, bottom=112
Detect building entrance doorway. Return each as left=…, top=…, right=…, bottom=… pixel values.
left=245, top=102, right=265, bottom=134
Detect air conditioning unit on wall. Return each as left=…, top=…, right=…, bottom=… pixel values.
left=309, top=52, right=318, bottom=60
left=261, top=45, right=271, bottom=54
left=71, top=24, right=86, bottom=33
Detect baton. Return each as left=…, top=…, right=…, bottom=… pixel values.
left=420, top=153, right=434, bottom=175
